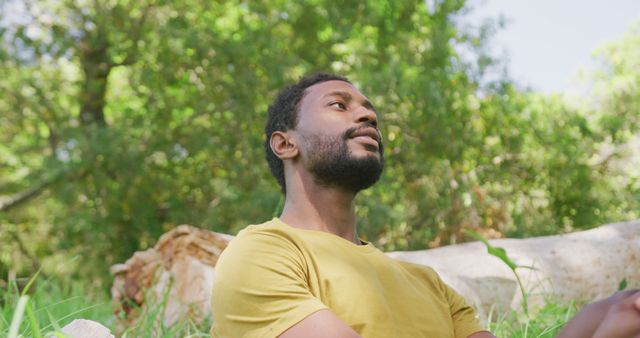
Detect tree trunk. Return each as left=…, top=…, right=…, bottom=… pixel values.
left=78, top=28, right=111, bottom=127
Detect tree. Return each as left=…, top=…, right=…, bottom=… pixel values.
left=1, top=0, right=637, bottom=286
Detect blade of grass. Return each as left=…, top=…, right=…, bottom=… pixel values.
left=34, top=295, right=85, bottom=313
left=536, top=322, right=565, bottom=337
left=25, top=299, right=42, bottom=338
left=46, top=310, right=61, bottom=332
left=39, top=302, right=106, bottom=332
left=21, top=269, right=41, bottom=296
left=8, top=295, right=29, bottom=338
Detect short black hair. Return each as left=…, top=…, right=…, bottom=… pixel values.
left=264, top=73, right=351, bottom=193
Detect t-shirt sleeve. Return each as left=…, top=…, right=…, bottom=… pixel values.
left=210, top=230, right=327, bottom=338
left=437, top=272, right=487, bottom=338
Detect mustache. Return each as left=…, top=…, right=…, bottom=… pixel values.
left=343, top=122, right=381, bottom=141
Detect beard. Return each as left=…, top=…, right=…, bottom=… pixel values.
left=302, top=126, right=384, bottom=193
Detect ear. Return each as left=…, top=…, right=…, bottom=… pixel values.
left=270, top=131, right=299, bottom=160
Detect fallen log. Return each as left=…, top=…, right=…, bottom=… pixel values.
left=388, top=219, right=640, bottom=319
left=111, top=219, right=640, bottom=328
left=110, top=225, right=232, bottom=330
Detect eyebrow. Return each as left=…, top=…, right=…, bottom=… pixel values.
left=322, top=91, right=378, bottom=113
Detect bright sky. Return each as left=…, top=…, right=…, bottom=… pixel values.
left=467, top=0, right=640, bottom=93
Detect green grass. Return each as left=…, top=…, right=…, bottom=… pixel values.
left=1, top=273, right=112, bottom=337
left=465, top=230, right=582, bottom=337
left=1, top=273, right=211, bottom=337
left=2, top=273, right=580, bottom=338
left=488, top=300, right=578, bottom=337
left=118, top=284, right=211, bottom=338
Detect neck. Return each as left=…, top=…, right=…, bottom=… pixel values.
left=280, top=171, right=360, bottom=244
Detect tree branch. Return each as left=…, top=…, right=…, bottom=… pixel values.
left=0, top=168, right=67, bottom=212
left=110, top=3, right=153, bottom=68
left=6, top=229, right=43, bottom=274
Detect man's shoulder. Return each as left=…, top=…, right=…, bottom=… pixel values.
left=232, top=218, right=300, bottom=246
left=394, top=259, right=441, bottom=282
left=211, top=219, right=329, bottom=338
left=217, top=218, right=304, bottom=266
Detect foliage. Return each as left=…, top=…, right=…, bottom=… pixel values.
left=0, top=272, right=209, bottom=337
left=0, top=0, right=638, bottom=287
left=488, top=300, right=578, bottom=338
left=1, top=273, right=112, bottom=337
left=119, top=287, right=211, bottom=338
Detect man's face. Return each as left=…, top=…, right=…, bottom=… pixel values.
left=294, top=80, right=384, bottom=192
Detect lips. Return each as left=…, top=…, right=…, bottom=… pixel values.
left=348, top=127, right=381, bottom=146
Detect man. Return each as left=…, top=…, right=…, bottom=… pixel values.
left=211, top=73, right=640, bottom=337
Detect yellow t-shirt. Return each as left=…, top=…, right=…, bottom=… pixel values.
left=211, top=218, right=485, bottom=338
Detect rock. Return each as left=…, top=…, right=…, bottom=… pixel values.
left=61, top=319, right=114, bottom=338
left=387, top=219, right=640, bottom=319
left=111, top=220, right=640, bottom=327
left=110, top=225, right=232, bottom=331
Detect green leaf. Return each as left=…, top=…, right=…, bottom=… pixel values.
left=464, top=229, right=517, bottom=271
left=487, top=246, right=518, bottom=271
left=618, top=278, right=628, bottom=291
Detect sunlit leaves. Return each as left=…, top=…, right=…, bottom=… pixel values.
left=1, top=1, right=638, bottom=284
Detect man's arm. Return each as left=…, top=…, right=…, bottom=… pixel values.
left=279, top=310, right=498, bottom=338
left=465, top=290, right=640, bottom=338
left=557, top=290, right=640, bottom=338
left=278, top=309, right=361, bottom=338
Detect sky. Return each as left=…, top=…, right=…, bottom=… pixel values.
left=466, top=0, right=640, bottom=93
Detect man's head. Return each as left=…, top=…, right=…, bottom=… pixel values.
left=265, top=73, right=384, bottom=194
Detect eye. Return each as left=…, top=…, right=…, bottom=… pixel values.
left=329, top=102, right=347, bottom=110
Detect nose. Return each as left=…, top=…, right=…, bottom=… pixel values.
left=355, top=106, right=378, bottom=127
